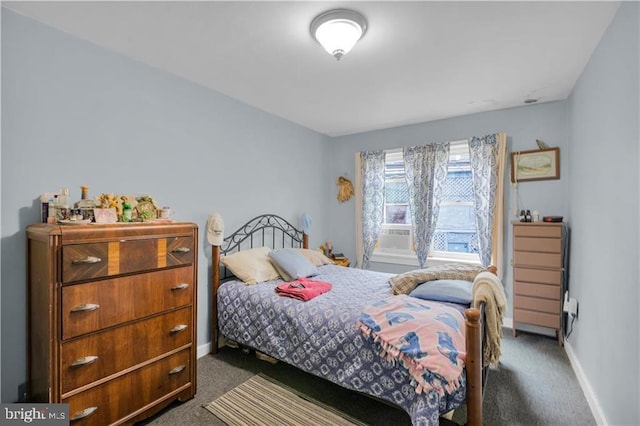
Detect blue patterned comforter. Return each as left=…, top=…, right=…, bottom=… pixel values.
left=218, top=264, right=467, bottom=425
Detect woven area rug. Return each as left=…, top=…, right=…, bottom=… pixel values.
left=204, top=373, right=366, bottom=426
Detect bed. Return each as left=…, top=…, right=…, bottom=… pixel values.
left=210, top=214, right=493, bottom=426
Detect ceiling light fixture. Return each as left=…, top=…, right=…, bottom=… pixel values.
left=310, top=9, right=367, bottom=61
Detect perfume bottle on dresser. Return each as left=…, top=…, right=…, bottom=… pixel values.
left=73, top=185, right=96, bottom=221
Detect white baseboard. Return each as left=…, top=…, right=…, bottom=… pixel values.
left=197, top=342, right=212, bottom=359
left=505, top=317, right=605, bottom=424
left=503, top=316, right=513, bottom=329
left=563, top=341, right=608, bottom=425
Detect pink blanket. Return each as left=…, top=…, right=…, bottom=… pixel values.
left=357, top=295, right=466, bottom=395
left=275, top=278, right=332, bottom=301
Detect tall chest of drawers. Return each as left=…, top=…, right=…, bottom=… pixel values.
left=512, top=221, right=565, bottom=345
left=26, top=222, right=198, bottom=425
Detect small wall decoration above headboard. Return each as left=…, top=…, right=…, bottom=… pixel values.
left=511, top=147, right=560, bottom=183
left=336, top=176, right=354, bottom=202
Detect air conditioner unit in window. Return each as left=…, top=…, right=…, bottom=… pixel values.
left=378, top=227, right=413, bottom=251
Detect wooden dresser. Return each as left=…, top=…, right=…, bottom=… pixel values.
left=26, top=222, right=198, bottom=425
left=512, top=221, right=565, bottom=344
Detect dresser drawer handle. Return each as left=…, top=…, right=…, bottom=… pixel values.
left=70, top=303, right=100, bottom=313
left=71, top=355, right=99, bottom=367
left=170, top=324, right=188, bottom=333
left=171, top=283, right=189, bottom=291
left=168, top=364, right=186, bottom=375
left=172, top=247, right=191, bottom=253
left=70, top=406, right=98, bottom=421
left=72, top=256, right=102, bottom=265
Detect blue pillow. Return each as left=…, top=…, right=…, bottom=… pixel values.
left=269, top=248, right=319, bottom=281
left=409, top=279, right=473, bottom=304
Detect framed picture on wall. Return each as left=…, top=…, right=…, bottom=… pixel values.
left=511, top=147, right=560, bottom=182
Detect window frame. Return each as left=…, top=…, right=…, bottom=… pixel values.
left=371, top=141, right=481, bottom=266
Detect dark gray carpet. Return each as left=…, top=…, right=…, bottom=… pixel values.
left=140, top=330, right=595, bottom=425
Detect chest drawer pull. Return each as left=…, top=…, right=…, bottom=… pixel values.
left=168, top=364, right=186, bottom=375
left=72, top=256, right=102, bottom=265
left=170, top=324, right=188, bottom=333
left=70, top=303, right=100, bottom=313
left=171, top=283, right=189, bottom=291
left=172, top=247, right=191, bottom=253
left=71, top=355, right=99, bottom=367
left=70, top=406, right=98, bottom=421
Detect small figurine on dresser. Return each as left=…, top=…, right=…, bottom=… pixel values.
left=44, top=187, right=170, bottom=224
left=134, top=195, right=158, bottom=221
left=95, top=193, right=122, bottom=222
left=94, top=193, right=161, bottom=223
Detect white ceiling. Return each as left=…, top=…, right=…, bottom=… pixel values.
left=3, top=1, right=620, bottom=137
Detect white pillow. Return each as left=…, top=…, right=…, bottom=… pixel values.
left=220, top=247, right=279, bottom=285
left=296, top=248, right=334, bottom=266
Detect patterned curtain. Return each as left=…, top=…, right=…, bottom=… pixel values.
left=403, top=143, right=450, bottom=268
left=469, top=133, right=500, bottom=267
left=359, top=150, right=386, bottom=268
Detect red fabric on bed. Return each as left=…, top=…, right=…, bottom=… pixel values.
left=275, top=278, right=332, bottom=301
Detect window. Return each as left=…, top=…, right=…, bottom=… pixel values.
left=372, top=141, right=480, bottom=265
left=375, top=150, right=413, bottom=256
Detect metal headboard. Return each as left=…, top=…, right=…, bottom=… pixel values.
left=218, top=214, right=308, bottom=282
left=220, top=214, right=305, bottom=254
left=211, top=214, right=308, bottom=351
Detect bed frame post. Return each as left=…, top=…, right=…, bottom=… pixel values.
left=465, top=308, right=482, bottom=426
left=302, top=232, right=309, bottom=249
left=211, top=244, right=221, bottom=354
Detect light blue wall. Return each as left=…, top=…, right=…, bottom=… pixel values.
left=567, top=2, right=639, bottom=424
left=327, top=101, right=570, bottom=316
left=1, top=9, right=331, bottom=402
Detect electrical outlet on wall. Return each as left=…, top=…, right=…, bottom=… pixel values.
left=569, top=297, right=578, bottom=318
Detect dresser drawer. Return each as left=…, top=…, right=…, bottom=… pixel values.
left=62, top=237, right=194, bottom=283
left=514, top=282, right=561, bottom=300
left=61, top=307, right=192, bottom=394
left=63, top=348, right=191, bottom=426
left=513, top=251, right=562, bottom=269
left=513, top=224, right=562, bottom=238
left=62, top=243, right=109, bottom=283
left=514, top=295, right=560, bottom=314
left=165, top=236, right=194, bottom=267
left=514, top=237, right=561, bottom=253
left=514, top=308, right=560, bottom=329
left=62, top=267, right=193, bottom=339
left=513, top=267, right=562, bottom=285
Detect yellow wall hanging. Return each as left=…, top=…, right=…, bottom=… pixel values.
left=336, top=176, right=354, bottom=202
